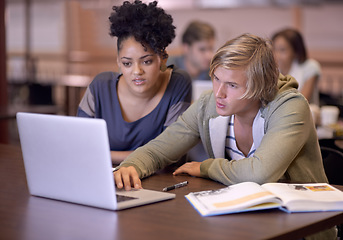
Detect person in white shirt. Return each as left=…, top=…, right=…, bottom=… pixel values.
left=272, top=28, right=321, bottom=105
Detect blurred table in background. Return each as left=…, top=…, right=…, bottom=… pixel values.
left=59, top=74, right=91, bottom=116
left=0, top=104, right=61, bottom=145
left=0, top=105, right=60, bottom=120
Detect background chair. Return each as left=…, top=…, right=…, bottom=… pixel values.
left=320, top=146, right=343, bottom=185
left=319, top=138, right=343, bottom=154
left=320, top=146, right=343, bottom=239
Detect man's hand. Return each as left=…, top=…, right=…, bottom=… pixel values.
left=173, top=162, right=201, bottom=177
left=113, top=166, right=142, bottom=190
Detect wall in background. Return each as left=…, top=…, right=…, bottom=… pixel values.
left=6, top=1, right=343, bottom=56
left=5, top=1, right=343, bottom=97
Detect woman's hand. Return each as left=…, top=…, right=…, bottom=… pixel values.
left=113, top=166, right=142, bottom=190
left=173, top=162, right=201, bottom=177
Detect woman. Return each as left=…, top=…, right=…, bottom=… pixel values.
left=272, top=28, right=321, bottom=105
left=77, top=1, right=192, bottom=164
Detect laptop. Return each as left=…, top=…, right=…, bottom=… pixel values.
left=16, top=112, right=175, bottom=210
left=192, top=80, right=213, bottom=101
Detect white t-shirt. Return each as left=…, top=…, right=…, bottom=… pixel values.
left=225, top=110, right=265, bottom=160
left=289, top=58, right=321, bottom=105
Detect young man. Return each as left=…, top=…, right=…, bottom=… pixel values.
left=114, top=32, right=328, bottom=189
left=168, top=21, right=216, bottom=80
left=114, top=34, right=335, bottom=239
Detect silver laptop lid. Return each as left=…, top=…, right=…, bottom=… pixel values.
left=17, top=112, right=118, bottom=210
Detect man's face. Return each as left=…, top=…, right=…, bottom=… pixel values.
left=184, top=38, right=215, bottom=72
left=212, top=67, right=260, bottom=118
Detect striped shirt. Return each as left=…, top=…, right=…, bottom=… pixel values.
left=225, top=110, right=265, bottom=160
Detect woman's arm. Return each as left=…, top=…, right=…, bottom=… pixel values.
left=300, top=75, right=318, bottom=102
left=77, top=87, right=95, bottom=117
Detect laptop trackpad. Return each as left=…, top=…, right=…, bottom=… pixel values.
left=116, top=194, right=137, bottom=203
left=115, top=188, right=175, bottom=210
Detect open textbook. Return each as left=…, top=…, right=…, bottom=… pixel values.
left=185, top=182, right=343, bottom=216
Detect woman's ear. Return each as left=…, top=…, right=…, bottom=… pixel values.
left=116, top=55, right=121, bottom=73
left=160, top=54, right=168, bottom=72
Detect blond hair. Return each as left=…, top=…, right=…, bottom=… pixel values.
left=209, top=33, right=279, bottom=106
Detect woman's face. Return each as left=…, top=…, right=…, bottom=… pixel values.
left=273, top=36, right=295, bottom=75
left=117, top=36, right=163, bottom=96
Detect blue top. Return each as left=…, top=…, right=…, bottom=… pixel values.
left=77, top=68, right=192, bottom=151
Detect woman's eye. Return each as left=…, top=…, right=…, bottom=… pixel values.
left=122, top=62, right=131, bottom=67
left=229, top=83, right=237, bottom=88
left=143, top=60, right=152, bottom=65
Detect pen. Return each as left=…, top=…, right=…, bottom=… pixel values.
left=163, top=181, right=188, bottom=192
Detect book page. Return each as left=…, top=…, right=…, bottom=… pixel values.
left=186, top=182, right=282, bottom=216
left=262, top=183, right=343, bottom=212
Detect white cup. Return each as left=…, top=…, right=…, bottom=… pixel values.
left=320, top=106, right=340, bottom=126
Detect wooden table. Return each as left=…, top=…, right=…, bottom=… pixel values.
left=1, top=144, right=343, bottom=240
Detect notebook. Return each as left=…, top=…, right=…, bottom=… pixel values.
left=16, top=112, right=175, bottom=210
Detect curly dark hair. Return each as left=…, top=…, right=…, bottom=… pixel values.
left=109, top=0, right=175, bottom=59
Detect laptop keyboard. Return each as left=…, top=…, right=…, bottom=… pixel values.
left=116, top=194, right=138, bottom=203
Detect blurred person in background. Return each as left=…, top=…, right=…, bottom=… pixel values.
left=168, top=20, right=216, bottom=80
left=272, top=28, right=321, bottom=106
